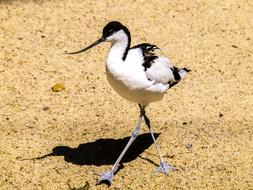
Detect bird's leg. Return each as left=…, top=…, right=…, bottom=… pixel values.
left=97, top=109, right=143, bottom=185
left=143, top=110, right=175, bottom=174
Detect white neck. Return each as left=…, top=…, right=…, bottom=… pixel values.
left=107, top=30, right=129, bottom=64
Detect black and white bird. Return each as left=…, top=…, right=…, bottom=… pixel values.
left=66, top=21, right=190, bottom=184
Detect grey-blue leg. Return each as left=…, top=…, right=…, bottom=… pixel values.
left=97, top=108, right=144, bottom=185
left=143, top=108, right=175, bottom=174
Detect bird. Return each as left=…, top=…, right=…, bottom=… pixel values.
left=65, top=21, right=190, bottom=185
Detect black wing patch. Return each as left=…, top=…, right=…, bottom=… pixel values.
left=168, top=67, right=191, bottom=88
left=172, top=67, right=181, bottom=81
left=143, top=56, right=158, bottom=71
left=131, top=43, right=159, bottom=71
left=131, top=43, right=159, bottom=56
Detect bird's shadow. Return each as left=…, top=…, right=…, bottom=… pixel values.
left=33, top=133, right=160, bottom=167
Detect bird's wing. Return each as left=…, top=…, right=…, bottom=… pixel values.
left=145, top=56, right=176, bottom=84
left=128, top=44, right=183, bottom=87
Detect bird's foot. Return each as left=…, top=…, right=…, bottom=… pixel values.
left=97, top=169, right=114, bottom=185
left=154, top=161, right=176, bottom=175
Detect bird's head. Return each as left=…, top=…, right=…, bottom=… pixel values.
left=65, top=21, right=130, bottom=55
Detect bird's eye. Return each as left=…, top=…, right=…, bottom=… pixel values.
left=109, top=29, right=114, bottom=34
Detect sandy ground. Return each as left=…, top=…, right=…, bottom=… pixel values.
left=0, top=0, right=252, bottom=189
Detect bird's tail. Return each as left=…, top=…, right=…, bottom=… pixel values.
left=178, top=68, right=191, bottom=79
left=168, top=67, right=191, bottom=89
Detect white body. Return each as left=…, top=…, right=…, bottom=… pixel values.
left=105, top=31, right=178, bottom=106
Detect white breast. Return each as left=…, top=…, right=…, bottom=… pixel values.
left=106, top=48, right=167, bottom=105
left=107, top=48, right=153, bottom=90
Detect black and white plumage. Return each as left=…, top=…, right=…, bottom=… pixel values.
left=66, top=21, right=190, bottom=185
left=131, top=43, right=190, bottom=85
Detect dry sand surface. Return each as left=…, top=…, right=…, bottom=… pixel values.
left=0, top=0, right=252, bottom=189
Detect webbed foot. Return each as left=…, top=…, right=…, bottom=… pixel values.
left=97, top=170, right=114, bottom=185
left=154, top=161, right=176, bottom=174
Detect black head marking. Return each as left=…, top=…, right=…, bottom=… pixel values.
left=102, top=21, right=131, bottom=61
left=102, top=21, right=124, bottom=38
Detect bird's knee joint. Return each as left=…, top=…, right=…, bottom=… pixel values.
left=140, top=109, right=145, bottom=116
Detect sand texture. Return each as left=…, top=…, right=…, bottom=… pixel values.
left=0, top=0, right=252, bottom=189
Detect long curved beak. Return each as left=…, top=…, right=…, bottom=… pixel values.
left=65, top=37, right=105, bottom=54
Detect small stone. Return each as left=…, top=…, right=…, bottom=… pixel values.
left=185, top=143, right=192, bottom=149
left=43, top=106, right=50, bottom=111
left=69, top=181, right=90, bottom=190
left=165, top=154, right=175, bottom=159
left=51, top=82, right=65, bottom=92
